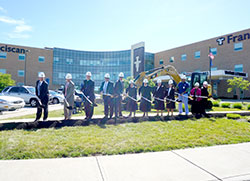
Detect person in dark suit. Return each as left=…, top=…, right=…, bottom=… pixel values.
left=81, top=71, right=95, bottom=121
left=35, top=72, right=49, bottom=122
left=153, top=79, right=165, bottom=116
left=114, top=72, right=124, bottom=118
left=100, top=73, right=114, bottom=119
left=139, top=79, right=153, bottom=117
left=126, top=80, right=137, bottom=117
left=165, top=79, right=176, bottom=116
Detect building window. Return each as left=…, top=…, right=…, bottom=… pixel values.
left=234, top=64, right=243, bottom=72
left=181, top=54, right=187, bottom=61
left=234, top=42, right=243, bottom=51
left=18, top=70, right=25, bottom=77
left=210, top=48, right=217, bottom=55
left=66, top=58, right=73, bottom=64
left=0, top=69, right=6, bottom=74
left=159, top=59, right=164, bottom=65
left=194, top=51, right=200, bottom=59
left=0, top=52, right=7, bottom=59
left=211, top=67, right=217, bottom=71
left=19, top=54, right=25, bottom=61
left=169, top=56, right=174, bottom=63
left=53, top=57, right=59, bottom=62
left=38, top=56, right=45, bottom=62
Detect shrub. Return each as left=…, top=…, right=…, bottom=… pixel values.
left=233, top=103, right=243, bottom=109
left=221, top=103, right=231, bottom=108
left=226, top=113, right=241, bottom=119
left=247, top=104, right=250, bottom=110
left=212, top=101, right=220, bottom=107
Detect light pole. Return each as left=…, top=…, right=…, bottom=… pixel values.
left=24, top=50, right=30, bottom=85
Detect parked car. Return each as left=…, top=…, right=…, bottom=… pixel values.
left=0, top=95, right=25, bottom=111
left=1, top=86, right=52, bottom=107
left=49, top=90, right=64, bottom=104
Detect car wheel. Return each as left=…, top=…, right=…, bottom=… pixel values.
left=30, top=98, right=38, bottom=107
left=53, top=98, right=59, bottom=104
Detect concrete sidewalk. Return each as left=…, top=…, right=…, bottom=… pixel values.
left=0, top=143, right=250, bottom=181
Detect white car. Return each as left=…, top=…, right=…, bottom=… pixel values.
left=49, top=90, right=64, bottom=104
left=0, top=95, right=25, bottom=111
left=1, top=86, right=52, bottom=107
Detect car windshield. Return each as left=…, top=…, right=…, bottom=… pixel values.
left=27, top=87, right=35, bottom=94
left=49, top=91, right=56, bottom=95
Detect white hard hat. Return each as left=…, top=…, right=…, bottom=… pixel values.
left=168, top=80, right=173, bottom=85
left=38, top=72, right=45, bottom=78
left=143, top=79, right=148, bottom=83
left=203, top=81, right=208, bottom=86
left=86, top=71, right=92, bottom=76
left=194, top=82, right=200, bottom=87
left=181, top=75, right=187, bottom=79
left=65, top=73, right=72, bottom=80
left=104, top=73, right=110, bottom=79
left=157, top=79, right=162, bottom=83
left=129, top=80, right=134, bottom=84
left=119, top=72, right=124, bottom=78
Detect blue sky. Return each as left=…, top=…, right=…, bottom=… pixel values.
left=0, top=0, right=249, bottom=52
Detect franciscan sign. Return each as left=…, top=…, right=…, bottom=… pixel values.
left=0, top=45, right=28, bottom=54
left=217, top=32, right=250, bottom=46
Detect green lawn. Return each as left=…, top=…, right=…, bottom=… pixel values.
left=0, top=117, right=250, bottom=160
left=2, top=103, right=248, bottom=121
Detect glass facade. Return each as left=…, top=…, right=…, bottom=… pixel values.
left=53, top=48, right=155, bottom=88
left=53, top=48, right=132, bottom=88
left=145, top=52, right=154, bottom=70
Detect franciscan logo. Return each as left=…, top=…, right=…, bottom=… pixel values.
left=216, top=32, right=250, bottom=46
left=0, top=45, right=28, bottom=54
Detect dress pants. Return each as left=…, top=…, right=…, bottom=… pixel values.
left=178, top=94, right=189, bottom=115
left=84, top=101, right=94, bottom=119
left=114, top=96, right=123, bottom=117
left=64, top=101, right=73, bottom=119
left=36, top=102, right=48, bottom=120
left=104, top=96, right=113, bottom=118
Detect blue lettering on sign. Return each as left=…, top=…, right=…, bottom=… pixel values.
left=217, top=32, right=250, bottom=46
left=0, top=45, right=27, bottom=53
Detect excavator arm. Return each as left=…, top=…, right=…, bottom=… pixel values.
left=134, top=65, right=182, bottom=87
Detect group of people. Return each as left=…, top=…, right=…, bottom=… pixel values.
left=34, top=71, right=209, bottom=122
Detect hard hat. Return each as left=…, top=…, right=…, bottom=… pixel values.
left=129, top=80, right=134, bottom=84
left=38, top=72, right=45, bottom=78
left=203, top=81, right=208, bottom=86
left=168, top=80, right=173, bottom=85
left=194, top=82, right=200, bottom=87
left=181, top=75, right=187, bottom=79
left=86, top=71, right=92, bottom=76
left=104, top=73, right=110, bottom=79
left=157, top=79, right=162, bottom=83
left=119, top=72, right=124, bottom=78
left=65, top=73, right=72, bottom=79
left=143, top=79, right=148, bottom=83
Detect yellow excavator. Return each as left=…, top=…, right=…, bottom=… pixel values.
left=133, top=65, right=213, bottom=108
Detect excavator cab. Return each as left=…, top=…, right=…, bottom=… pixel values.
left=190, top=72, right=212, bottom=97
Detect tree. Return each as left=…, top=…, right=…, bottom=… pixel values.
left=227, top=77, right=250, bottom=101
left=124, top=76, right=155, bottom=89
left=0, top=73, right=15, bottom=92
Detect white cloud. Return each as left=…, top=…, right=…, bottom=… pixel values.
left=0, top=15, right=32, bottom=39
left=0, top=6, right=7, bottom=13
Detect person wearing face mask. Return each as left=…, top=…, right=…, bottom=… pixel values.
left=34, top=72, right=49, bottom=122
left=153, top=79, right=165, bottom=116
left=165, top=79, right=175, bottom=116
left=63, top=73, right=75, bottom=120
left=139, top=79, right=153, bottom=117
